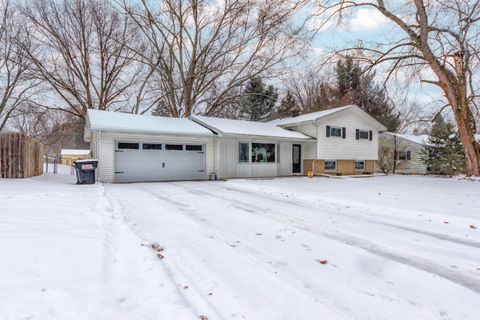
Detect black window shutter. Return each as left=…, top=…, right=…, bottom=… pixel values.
left=407, top=151, right=411, bottom=160
left=326, top=125, right=330, bottom=137
left=342, top=127, right=346, bottom=139
left=369, top=130, right=373, bottom=141
left=355, top=129, right=360, bottom=140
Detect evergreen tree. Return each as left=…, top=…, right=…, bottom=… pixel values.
left=424, top=115, right=465, bottom=176
left=335, top=56, right=401, bottom=132
left=275, top=91, right=300, bottom=119
left=237, top=78, right=278, bottom=121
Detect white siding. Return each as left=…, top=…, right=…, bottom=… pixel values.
left=316, top=112, right=380, bottom=160
left=287, top=123, right=317, bottom=137
left=92, top=131, right=215, bottom=183
left=303, top=141, right=316, bottom=159
left=277, top=142, right=292, bottom=176
left=218, top=138, right=277, bottom=178
left=217, top=138, right=310, bottom=178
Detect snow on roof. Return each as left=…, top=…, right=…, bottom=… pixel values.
left=191, top=115, right=311, bottom=140
left=385, top=132, right=430, bottom=145
left=86, top=109, right=214, bottom=136
left=61, top=149, right=90, bottom=156
left=269, top=106, right=354, bottom=127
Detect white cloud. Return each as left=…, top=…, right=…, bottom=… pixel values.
left=350, top=8, right=389, bottom=31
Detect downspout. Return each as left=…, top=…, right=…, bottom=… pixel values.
left=97, top=130, right=101, bottom=182
left=216, top=135, right=220, bottom=179
left=314, top=120, right=319, bottom=174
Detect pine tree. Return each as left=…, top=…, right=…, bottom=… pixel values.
left=237, top=78, right=278, bottom=121
left=424, top=115, right=465, bottom=176
left=275, top=91, right=300, bottom=119
left=335, top=56, right=400, bottom=132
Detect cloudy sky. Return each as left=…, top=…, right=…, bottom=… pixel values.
left=305, top=5, right=444, bottom=118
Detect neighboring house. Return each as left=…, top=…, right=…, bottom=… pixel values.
left=60, top=149, right=91, bottom=165
left=85, top=105, right=386, bottom=183
left=378, top=132, right=430, bottom=175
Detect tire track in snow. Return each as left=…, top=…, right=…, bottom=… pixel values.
left=173, top=183, right=480, bottom=295
left=102, top=186, right=223, bottom=320
left=141, top=187, right=354, bottom=320
left=216, top=183, right=480, bottom=249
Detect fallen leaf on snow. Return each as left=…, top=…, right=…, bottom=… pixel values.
left=470, top=225, right=477, bottom=229
left=317, top=260, right=328, bottom=265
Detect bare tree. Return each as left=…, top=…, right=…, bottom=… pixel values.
left=286, top=70, right=337, bottom=113
left=0, top=0, right=39, bottom=132
left=22, top=0, right=144, bottom=119
left=376, top=136, right=408, bottom=175
left=123, top=0, right=310, bottom=117
left=315, top=0, right=480, bottom=176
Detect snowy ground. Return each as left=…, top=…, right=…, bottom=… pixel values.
left=1, top=168, right=480, bottom=319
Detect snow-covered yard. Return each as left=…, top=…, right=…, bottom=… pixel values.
left=1, top=169, right=479, bottom=320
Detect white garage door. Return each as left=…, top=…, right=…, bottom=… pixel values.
left=114, top=141, right=206, bottom=183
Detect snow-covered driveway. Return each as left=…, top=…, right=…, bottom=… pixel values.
left=1, top=171, right=480, bottom=320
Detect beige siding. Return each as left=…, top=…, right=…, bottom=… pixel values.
left=377, top=133, right=428, bottom=175
left=92, top=131, right=215, bottom=183
left=316, top=111, right=380, bottom=160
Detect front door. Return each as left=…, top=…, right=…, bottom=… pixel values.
left=292, top=144, right=301, bottom=174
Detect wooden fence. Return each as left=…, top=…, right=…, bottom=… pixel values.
left=0, top=132, right=45, bottom=179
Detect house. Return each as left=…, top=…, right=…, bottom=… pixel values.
left=60, top=149, right=91, bottom=165
left=378, top=132, right=430, bottom=175
left=85, top=105, right=386, bottom=183
left=271, top=105, right=387, bottom=176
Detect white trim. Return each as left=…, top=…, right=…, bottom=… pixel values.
left=354, top=160, right=365, bottom=171
left=324, top=160, right=337, bottom=171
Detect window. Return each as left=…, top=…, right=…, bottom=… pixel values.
left=398, top=151, right=411, bottom=160
left=359, top=130, right=369, bottom=139
left=356, top=129, right=372, bottom=140
left=239, top=143, right=249, bottom=162
left=324, top=161, right=336, bottom=171
left=186, top=145, right=202, bottom=151
left=165, top=144, right=183, bottom=151
left=330, top=127, right=342, bottom=137
left=142, top=143, right=162, bottom=150
left=326, top=126, right=345, bottom=138
left=251, top=143, right=275, bottom=163
left=118, top=142, right=139, bottom=150
left=355, top=161, right=365, bottom=171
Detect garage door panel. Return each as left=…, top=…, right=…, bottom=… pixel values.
left=114, top=144, right=206, bottom=183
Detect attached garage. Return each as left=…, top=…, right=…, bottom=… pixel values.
left=85, top=109, right=312, bottom=183
left=114, top=141, right=206, bottom=183
left=84, top=110, right=215, bottom=183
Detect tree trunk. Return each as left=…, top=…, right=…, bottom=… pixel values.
left=392, top=136, right=397, bottom=175
left=450, top=99, right=480, bottom=176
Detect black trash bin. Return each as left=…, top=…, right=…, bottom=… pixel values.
left=73, top=159, right=98, bottom=184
